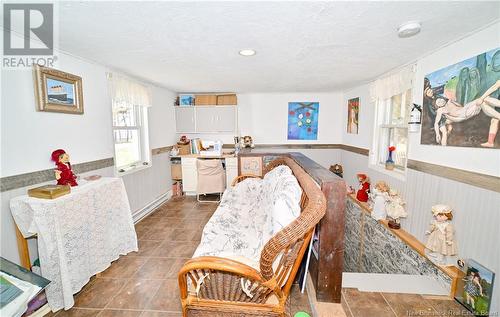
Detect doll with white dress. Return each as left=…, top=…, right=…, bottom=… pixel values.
left=425, top=204, right=458, bottom=266
left=370, top=181, right=390, bottom=220
left=386, top=189, right=407, bottom=229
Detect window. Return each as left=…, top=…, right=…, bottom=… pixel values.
left=109, top=74, right=151, bottom=174
left=371, top=89, right=412, bottom=172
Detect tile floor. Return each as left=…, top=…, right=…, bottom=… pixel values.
left=51, top=196, right=312, bottom=317
left=340, top=288, right=472, bottom=317
left=50, top=196, right=469, bottom=317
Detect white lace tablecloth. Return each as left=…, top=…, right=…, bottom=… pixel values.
left=10, top=177, right=138, bottom=311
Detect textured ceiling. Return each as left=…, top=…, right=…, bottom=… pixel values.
left=56, top=1, right=499, bottom=92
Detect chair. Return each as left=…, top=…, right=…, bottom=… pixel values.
left=196, top=159, right=225, bottom=203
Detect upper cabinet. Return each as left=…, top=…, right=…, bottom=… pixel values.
left=175, top=106, right=237, bottom=133
left=175, top=107, right=196, bottom=133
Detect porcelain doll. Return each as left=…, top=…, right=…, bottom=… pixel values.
left=370, top=181, right=389, bottom=220
left=355, top=173, right=370, bottom=202
left=425, top=204, right=458, bottom=265
left=386, top=189, right=407, bottom=229
left=51, top=149, right=78, bottom=186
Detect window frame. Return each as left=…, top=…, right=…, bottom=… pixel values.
left=111, top=101, right=151, bottom=176
left=370, top=89, right=412, bottom=179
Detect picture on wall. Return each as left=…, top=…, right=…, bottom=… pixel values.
left=455, top=259, right=495, bottom=316
left=33, top=65, right=84, bottom=114
left=347, top=97, right=359, bottom=134
left=421, top=47, right=500, bottom=148
left=287, top=102, right=319, bottom=140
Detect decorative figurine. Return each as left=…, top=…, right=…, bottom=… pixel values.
left=51, top=149, right=78, bottom=186
left=385, top=146, right=396, bottom=170
left=178, top=135, right=189, bottom=145
left=346, top=185, right=355, bottom=194
left=370, top=181, right=390, bottom=220
left=425, top=204, right=458, bottom=266
left=386, top=189, right=407, bottom=229
left=240, top=135, right=255, bottom=148
left=329, top=164, right=343, bottom=178
left=355, top=173, right=370, bottom=202
left=170, top=145, right=179, bottom=156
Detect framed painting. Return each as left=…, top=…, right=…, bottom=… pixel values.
left=33, top=65, right=83, bottom=114
left=455, top=259, right=495, bottom=316
left=421, top=47, right=500, bottom=148
left=179, top=94, right=195, bottom=106
left=347, top=97, right=359, bottom=134
left=287, top=102, right=319, bottom=140
left=33, top=65, right=84, bottom=114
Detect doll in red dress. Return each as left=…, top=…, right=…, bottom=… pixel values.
left=51, top=149, right=78, bottom=186
left=356, top=173, right=370, bottom=202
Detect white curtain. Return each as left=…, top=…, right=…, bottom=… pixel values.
left=369, top=65, right=415, bottom=101
left=107, top=72, right=152, bottom=107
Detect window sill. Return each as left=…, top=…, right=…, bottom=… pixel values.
left=368, top=163, right=406, bottom=181
left=115, top=163, right=151, bottom=177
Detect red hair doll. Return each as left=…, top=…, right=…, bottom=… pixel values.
left=51, top=149, right=78, bottom=186
left=356, top=173, right=370, bottom=202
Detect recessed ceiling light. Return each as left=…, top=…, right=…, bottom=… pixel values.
left=239, top=49, right=256, bottom=56
left=397, top=21, right=421, bottom=38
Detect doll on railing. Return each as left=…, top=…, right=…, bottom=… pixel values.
left=425, top=204, right=458, bottom=266
left=356, top=173, right=370, bottom=202
left=51, top=149, right=78, bottom=186
left=386, top=189, right=407, bottom=229
left=370, top=181, right=390, bottom=220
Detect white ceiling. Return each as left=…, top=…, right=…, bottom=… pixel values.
left=57, top=1, right=499, bottom=93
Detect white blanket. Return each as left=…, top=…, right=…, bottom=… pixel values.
left=10, top=178, right=137, bottom=311
left=192, top=166, right=302, bottom=266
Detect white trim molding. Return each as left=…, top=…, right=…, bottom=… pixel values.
left=133, top=190, right=172, bottom=223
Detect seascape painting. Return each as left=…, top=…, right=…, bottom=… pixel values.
left=34, top=65, right=84, bottom=114
left=421, top=47, right=500, bottom=148
left=347, top=97, right=359, bottom=134
left=46, top=78, right=75, bottom=105
left=287, top=102, right=319, bottom=140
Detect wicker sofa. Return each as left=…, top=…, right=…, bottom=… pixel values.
left=178, top=157, right=326, bottom=317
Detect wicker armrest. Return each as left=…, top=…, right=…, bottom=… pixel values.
left=178, top=256, right=280, bottom=303
left=230, top=174, right=262, bottom=187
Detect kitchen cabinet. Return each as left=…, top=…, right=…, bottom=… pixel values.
left=174, top=106, right=237, bottom=133
left=175, top=107, right=196, bottom=133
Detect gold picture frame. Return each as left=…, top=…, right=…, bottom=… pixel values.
left=33, top=64, right=84, bottom=114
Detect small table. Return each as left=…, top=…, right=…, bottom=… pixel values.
left=10, top=177, right=138, bottom=311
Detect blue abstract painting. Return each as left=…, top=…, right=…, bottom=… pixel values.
left=287, top=102, right=319, bottom=140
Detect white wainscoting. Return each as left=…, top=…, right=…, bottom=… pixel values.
left=341, top=150, right=500, bottom=313
left=121, top=151, right=172, bottom=214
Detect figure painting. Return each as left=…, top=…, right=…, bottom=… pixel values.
left=456, top=259, right=495, bottom=316
left=347, top=97, right=359, bottom=134
left=421, top=47, right=500, bottom=148
left=287, top=102, right=319, bottom=140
